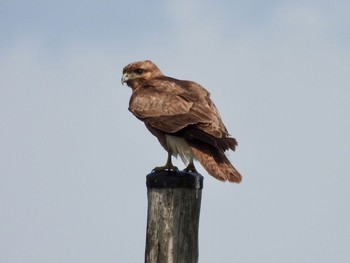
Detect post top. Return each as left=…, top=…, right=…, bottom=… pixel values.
left=146, top=171, right=204, bottom=189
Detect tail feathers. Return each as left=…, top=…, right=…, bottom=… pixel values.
left=190, top=147, right=242, bottom=183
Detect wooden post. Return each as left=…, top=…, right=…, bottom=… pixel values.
left=145, top=171, right=204, bottom=263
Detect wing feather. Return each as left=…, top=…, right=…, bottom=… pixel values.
left=129, top=76, right=227, bottom=137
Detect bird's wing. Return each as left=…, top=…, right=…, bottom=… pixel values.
left=129, top=78, right=216, bottom=131
left=129, top=77, right=237, bottom=152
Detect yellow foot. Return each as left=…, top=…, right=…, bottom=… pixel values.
left=152, top=165, right=179, bottom=173
left=183, top=163, right=198, bottom=173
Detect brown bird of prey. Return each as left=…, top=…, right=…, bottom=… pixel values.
left=121, top=60, right=241, bottom=183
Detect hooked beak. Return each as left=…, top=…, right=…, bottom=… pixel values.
left=121, top=73, right=130, bottom=85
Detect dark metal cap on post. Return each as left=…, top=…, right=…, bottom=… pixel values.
left=146, top=170, right=204, bottom=189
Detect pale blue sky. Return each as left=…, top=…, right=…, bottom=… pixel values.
left=1, top=1, right=349, bottom=262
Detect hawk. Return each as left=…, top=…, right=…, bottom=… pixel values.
left=122, top=60, right=242, bottom=183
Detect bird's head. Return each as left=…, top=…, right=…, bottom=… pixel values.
left=121, top=60, right=163, bottom=89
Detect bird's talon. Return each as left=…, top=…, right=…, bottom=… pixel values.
left=183, top=168, right=198, bottom=173
left=152, top=166, right=179, bottom=173
left=183, top=163, right=198, bottom=173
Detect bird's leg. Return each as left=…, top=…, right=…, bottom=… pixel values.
left=183, top=158, right=198, bottom=173
left=152, top=152, right=179, bottom=173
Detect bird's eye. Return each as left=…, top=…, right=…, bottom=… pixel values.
left=134, top=69, right=144, bottom=75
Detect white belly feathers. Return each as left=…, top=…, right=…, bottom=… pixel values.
left=165, top=134, right=193, bottom=164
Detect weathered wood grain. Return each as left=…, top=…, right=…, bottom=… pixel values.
left=145, top=171, right=203, bottom=263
